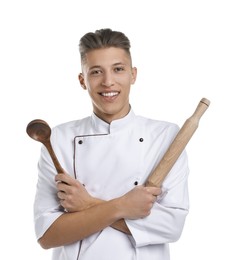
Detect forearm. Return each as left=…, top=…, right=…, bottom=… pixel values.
left=39, top=199, right=122, bottom=249
left=90, top=198, right=131, bottom=235
left=111, top=219, right=131, bottom=235
left=43, top=180, right=157, bottom=249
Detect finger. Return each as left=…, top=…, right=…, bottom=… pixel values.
left=144, top=187, right=153, bottom=194
left=60, top=199, right=66, bottom=209
left=152, top=196, right=157, bottom=203
left=55, top=174, right=74, bottom=187
left=153, top=187, right=162, bottom=196
left=57, top=191, right=66, bottom=200
left=55, top=173, right=69, bottom=183
left=57, top=181, right=71, bottom=192
left=145, top=187, right=162, bottom=196
left=55, top=173, right=79, bottom=186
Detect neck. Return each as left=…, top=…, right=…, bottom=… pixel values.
left=94, top=105, right=131, bottom=124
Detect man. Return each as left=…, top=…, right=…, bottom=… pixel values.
left=34, top=28, right=189, bottom=260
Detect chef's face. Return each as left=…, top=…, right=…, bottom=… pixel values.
left=79, top=47, right=137, bottom=123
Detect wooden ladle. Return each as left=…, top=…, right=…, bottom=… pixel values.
left=26, top=119, right=64, bottom=174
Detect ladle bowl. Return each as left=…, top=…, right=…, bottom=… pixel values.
left=26, top=119, right=51, bottom=142
left=26, top=119, right=64, bottom=174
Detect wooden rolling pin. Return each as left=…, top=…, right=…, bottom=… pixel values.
left=145, top=98, right=210, bottom=187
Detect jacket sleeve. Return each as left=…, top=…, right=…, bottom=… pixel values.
left=33, top=143, right=64, bottom=240
left=125, top=150, right=189, bottom=247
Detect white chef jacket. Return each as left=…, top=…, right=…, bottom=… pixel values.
left=34, top=109, right=189, bottom=260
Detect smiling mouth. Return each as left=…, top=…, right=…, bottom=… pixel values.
left=99, top=91, right=120, bottom=97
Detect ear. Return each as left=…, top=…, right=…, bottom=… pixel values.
left=78, top=73, right=87, bottom=90
left=131, top=67, right=137, bottom=84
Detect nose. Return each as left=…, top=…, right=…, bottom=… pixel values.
left=101, top=71, right=114, bottom=87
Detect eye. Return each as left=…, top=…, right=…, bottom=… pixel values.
left=90, top=69, right=102, bottom=76
left=114, top=66, right=125, bottom=72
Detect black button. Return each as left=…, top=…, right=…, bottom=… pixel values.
left=139, top=138, right=144, bottom=142
left=78, top=140, right=83, bottom=144
left=134, top=181, right=138, bottom=185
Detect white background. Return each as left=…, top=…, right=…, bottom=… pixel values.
left=1, top=0, right=229, bottom=259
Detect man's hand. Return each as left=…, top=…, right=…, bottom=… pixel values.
left=55, top=173, right=101, bottom=212
left=55, top=173, right=161, bottom=220
left=54, top=173, right=161, bottom=237
left=116, top=185, right=162, bottom=219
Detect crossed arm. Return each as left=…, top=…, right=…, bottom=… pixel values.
left=38, top=173, right=161, bottom=249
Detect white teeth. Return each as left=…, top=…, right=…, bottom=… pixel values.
left=101, top=92, right=119, bottom=97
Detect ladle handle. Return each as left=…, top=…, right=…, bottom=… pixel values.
left=43, top=140, right=65, bottom=174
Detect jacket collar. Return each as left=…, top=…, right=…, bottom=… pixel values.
left=91, top=108, right=136, bottom=134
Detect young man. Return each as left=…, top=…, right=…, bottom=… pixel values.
left=34, top=28, right=189, bottom=260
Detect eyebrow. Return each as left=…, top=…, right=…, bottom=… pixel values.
left=89, top=62, right=127, bottom=70
left=113, top=62, right=127, bottom=66
left=88, top=65, right=101, bottom=70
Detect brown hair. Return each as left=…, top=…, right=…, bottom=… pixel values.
left=79, top=28, right=131, bottom=64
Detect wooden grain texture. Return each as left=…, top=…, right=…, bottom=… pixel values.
left=145, top=98, right=210, bottom=187
left=26, top=119, right=64, bottom=174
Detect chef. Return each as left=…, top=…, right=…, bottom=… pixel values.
left=34, top=28, right=189, bottom=260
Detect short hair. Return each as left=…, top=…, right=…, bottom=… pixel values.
left=79, top=28, right=131, bottom=64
